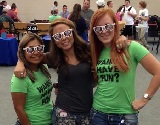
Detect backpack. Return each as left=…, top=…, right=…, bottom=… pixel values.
left=123, top=6, right=132, bottom=13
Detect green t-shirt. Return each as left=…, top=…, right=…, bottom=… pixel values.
left=93, top=41, right=149, bottom=114
left=48, top=15, right=61, bottom=22
left=11, top=69, right=53, bottom=125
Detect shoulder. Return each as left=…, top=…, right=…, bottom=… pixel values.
left=11, top=74, right=29, bottom=92
left=89, top=9, right=94, bottom=13
left=59, top=11, right=63, bottom=14
left=131, top=6, right=136, bottom=11
left=144, top=8, right=148, bottom=12
left=128, top=41, right=149, bottom=59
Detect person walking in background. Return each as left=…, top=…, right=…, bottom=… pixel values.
left=96, top=0, right=106, bottom=9
left=11, top=33, right=53, bottom=125
left=0, top=8, right=14, bottom=33
left=11, top=3, right=18, bottom=15
left=0, top=2, right=4, bottom=16
left=52, top=1, right=58, bottom=11
left=136, top=1, right=149, bottom=50
left=81, top=0, right=94, bottom=30
left=7, top=4, right=21, bottom=22
left=89, top=8, right=160, bottom=125
left=2, top=1, right=11, bottom=11
left=120, top=0, right=137, bottom=40
left=116, top=5, right=125, bottom=21
left=68, top=4, right=88, bottom=42
left=59, top=5, right=70, bottom=19
left=49, top=9, right=61, bottom=23
left=107, top=1, right=113, bottom=9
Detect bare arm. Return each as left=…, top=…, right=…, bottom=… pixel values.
left=11, top=93, right=31, bottom=125
left=132, top=53, right=160, bottom=110
left=139, top=16, right=149, bottom=21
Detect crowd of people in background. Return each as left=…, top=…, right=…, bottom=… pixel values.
left=0, top=1, right=21, bottom=22
left=49, top=0, right=152, bottom=50
left=6, top=0, right=160, bottom=125
left=0, top=1, right=21, bottom=35
left=0, top=0, right=155, bottom=48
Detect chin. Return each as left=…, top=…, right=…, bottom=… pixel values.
left=62, top=45, right=73, bottom=51
left=101, top=39, right=111, bottom=44
left=31, top=60, right=42, bottom=64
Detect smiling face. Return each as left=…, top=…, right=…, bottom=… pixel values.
left=94, top=13, right=115, bottom=47
left=24, top=39, right=44, bottom=70
left=52, top=24, right=74, bottom=52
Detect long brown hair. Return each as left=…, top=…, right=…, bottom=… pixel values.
left=18, top=32, right=51, bottom=82
left=48, top=18, right=91, bottom=70
left=89, top=8, right=130, bottom=81
left=68, top=4, right=82, bottom=22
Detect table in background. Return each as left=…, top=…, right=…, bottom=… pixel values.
left=0, top=37, right=18, bottom=66
left=42, top=35, right=51, bottom=52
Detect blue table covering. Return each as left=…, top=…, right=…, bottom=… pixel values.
left=42, top=35, right=51, bottom=52
left=0, top=37, right=18, bottom=66
left=42, top=35, right=51, bottom=41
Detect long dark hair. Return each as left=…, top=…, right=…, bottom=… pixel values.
left=68, top=4, right=82, bottom=22
left=48, top=18, right=91, bottom=71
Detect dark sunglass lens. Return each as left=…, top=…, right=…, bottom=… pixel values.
left=37, top=46, right=44, bottom=52
left=57, top=33, right=62, bottom=39
left=95, top=27, right=100, bottom=31
left=27, top=47, right=34, bottom=53
left=95, top=27, right=102, bottom=33
left=53, top=34, right=60, bottom=41
left=64, top=30, right=71, bottom=36
left=105, top=24, right=113, bottom=31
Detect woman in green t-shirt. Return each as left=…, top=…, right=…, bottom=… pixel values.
left=89, top=8, right=160, bottom=125
left=11, top=33, right=53, bottom=125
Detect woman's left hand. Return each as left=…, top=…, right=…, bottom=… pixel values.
left=132, top=99, right=149, bottom=111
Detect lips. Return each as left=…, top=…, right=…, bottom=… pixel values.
left=31, top=56, right=42, bottom=61
left=100, top=32, right=110, bottom=38
left=61, top=41, right=69, bottom=46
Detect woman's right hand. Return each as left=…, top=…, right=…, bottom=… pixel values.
left=14, top=60, right=26, bottom=78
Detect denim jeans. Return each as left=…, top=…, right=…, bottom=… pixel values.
left=52, top=106, right=90, bottom=125
left=90, top=108, right=138, bottom=125
left=14, top=119, right=21, bottom=125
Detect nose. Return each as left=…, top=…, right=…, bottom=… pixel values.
left=61, top=34, right=66, bottom=40
left=101, top=27, right=107, bottom=34
left=33, top=49, right=39, bottom=54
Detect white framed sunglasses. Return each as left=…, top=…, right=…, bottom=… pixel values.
left=93, top=23, right=115, bottom=34
left=23, top=45, right=45, bottom=54
left=52, top=29, right=73, bottom=41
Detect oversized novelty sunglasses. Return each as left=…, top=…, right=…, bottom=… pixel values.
left=23, top=45, right=45, bottom=54
left=93, top=23, right=115, bottom=34
left=52, top=29, right=73, bottom=41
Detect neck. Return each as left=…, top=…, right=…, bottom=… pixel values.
left=30, top=64, right=39, bottom=72
left=104, top=43, right=111, bottom=48
left=63, top=48, right=79, bottom=65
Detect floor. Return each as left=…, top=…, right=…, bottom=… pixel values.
left=0, top=37, right=160, bottom=125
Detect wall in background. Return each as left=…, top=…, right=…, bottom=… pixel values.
left=7, top=0, right=159, bottom=23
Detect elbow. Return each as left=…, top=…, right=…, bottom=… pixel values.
left=14, top=106, right=24, bottom=114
